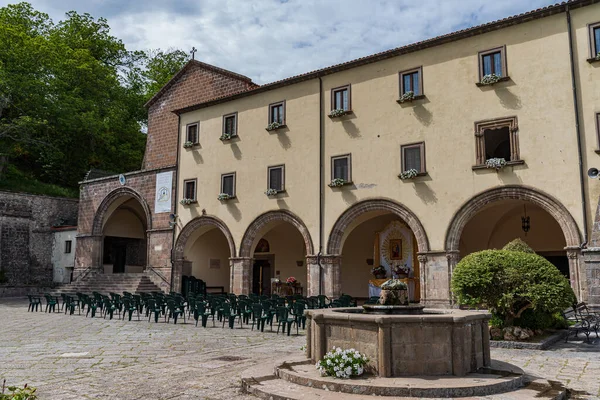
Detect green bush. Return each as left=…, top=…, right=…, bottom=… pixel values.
left=502, top=238, right=535, bottom=254
left=0, top=381, right=37, bottom=400
left=451, top=250, right=576, bottom=326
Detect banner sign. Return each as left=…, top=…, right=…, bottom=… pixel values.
left=154, top=171, right=173, bottom=213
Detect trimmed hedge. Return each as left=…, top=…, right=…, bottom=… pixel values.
left=451, top=249, right=576, bottom=326
left=502, top=238, right=535, bottom=254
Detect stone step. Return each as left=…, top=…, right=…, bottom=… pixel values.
left=241, top=360, right=568, bottom=400
left=52, top=273, right=164, bottom=296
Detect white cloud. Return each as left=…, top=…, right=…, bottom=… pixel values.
left=3, top=0, right=554, bottom=84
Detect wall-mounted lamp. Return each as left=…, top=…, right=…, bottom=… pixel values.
left=521, top=205, right=530, bottom=235
left=169, top=213, right=177, bottom=228
left=588, top=168, right=600, bottom=179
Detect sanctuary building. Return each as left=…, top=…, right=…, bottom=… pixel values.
left=74, top=0, right=600, bottom=307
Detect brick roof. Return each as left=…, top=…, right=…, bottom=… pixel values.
left=173, top=0, right=597, bottom=115
left=144, top=60, right=257, bottom=108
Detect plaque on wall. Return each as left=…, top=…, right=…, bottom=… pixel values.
left=209, top=258, right=220, bottom=269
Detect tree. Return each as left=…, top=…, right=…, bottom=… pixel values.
left=451, top=249, right=576, bottom=326
left=502, top=238, right=535, bottom=254
left=0, top=3, right=188, bottom=190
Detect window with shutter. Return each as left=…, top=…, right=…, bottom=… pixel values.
left=401, top=143, right=425, bottom=174
left=221, top=173, right=236, bottom=197
left=331, top=154, right=351, bottom=182
left=331, top=85, right=351, bottom=111
left=186, top=123, right=199, bottom=144
left=269, top=102, right=285, bottom=125
left=184, top=179, right=196, bottom=200
left=268, top=165, right=285, bottom=191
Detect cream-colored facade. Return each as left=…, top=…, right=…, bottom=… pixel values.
left=170, top=1, right=600, bottom=306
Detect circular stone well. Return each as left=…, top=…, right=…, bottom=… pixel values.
left=306, top=307, right=491, bottom=377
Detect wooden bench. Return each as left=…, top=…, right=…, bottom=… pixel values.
left=562, top=302, right=599, bottom=343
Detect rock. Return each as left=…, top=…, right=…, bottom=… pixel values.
left=518, top=329, right=531, bottom=340
left=503, top=327, right=517, bottom=341
left=535, top=329, right=544, bottom=336
left=490, top=327, right=503, bottom=340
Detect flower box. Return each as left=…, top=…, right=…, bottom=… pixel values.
left=328, top=109, right=351, bottom=118
left=399, top=168, right=418, bottom=180
left=265, top=188, right=279, bottom=196
left=485, top=157, right=507, bottom=171
left=183, top=141, right=197, bottom=149
left=220, top=133, right=237, bottom=141
left=217, top=193, right=231, bottom=201
left=266, top=122, right=286, bottom=131
left=179, top=198, right=195, bottom=206
left=329, top=178, right=348, bottom=187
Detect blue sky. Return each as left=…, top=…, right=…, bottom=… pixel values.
left=4, top=0, right=555, bottom=84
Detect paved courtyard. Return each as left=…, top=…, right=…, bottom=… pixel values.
left=1, top=298, right=599, bottom=399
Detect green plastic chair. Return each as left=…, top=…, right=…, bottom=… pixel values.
left=43, top=294, right=58, bottom=313
left=166, top=299, right=185, bottom=324
left=194, top=301, right=214, bottom=327
left=27, top=295, right=42, bottom=312
left=220, top=303, right=238, bottom=329
left=121, top=297, right=140, bottom=321
left=276, top=306, right=297, bottom=336
left=146, top=298, right=162, bottom=323
left=250, top=304, right=268, bottom=332
left=292, top=302, right=307, bottom=330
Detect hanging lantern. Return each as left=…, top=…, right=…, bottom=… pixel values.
left=521, top=204, right=530, bottom=235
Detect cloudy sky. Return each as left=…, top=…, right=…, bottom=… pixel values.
left=4, top=0, right=555, bottom=84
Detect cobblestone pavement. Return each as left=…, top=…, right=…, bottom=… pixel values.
left=1, top=298, right=599, bottom=399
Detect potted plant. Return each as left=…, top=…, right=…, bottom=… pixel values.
left=266, top=121, right=282, bottom=131
left=379, top=279, right=409, bottom=305
left=217, top=193, right=231, bottom=201
left=399, top=168, right=418, bottom=180
left=329, top=108, right=347, bottom=118
left=179, top=198, right=194, bottom=206
left=398, top=90, right=415, bottom=103
left=370, top=265, right=387, bottom=279
left=286, top=276, right=297, bottom=286
left=265, top=188, right=278, bottom=196
left=183, top=141, right=195, bottom=149
left=391, top=263, right=410, bottom=279
left=480, top=73, right=501, bottom=85
left=485, top=157, right=507, bottom=171
left=316, top=347, right=369, bottom=379
left=220, top=133, right=235, bottom=141
left=329, top=178, right=347, bottom=187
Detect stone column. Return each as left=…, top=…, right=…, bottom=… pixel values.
left=172, top=259, right=184, bottom=293
left=320, top=255, right=342, bottom=298
left=417, top=254, right=427, bottom=304
left=305, top=255, right=321, bottom=297
left=582, top=248, right=600, bottom=308
left=230, top=257, right=252, bottom=295
left=73, top=234, right=103, bottom=279
left=566, top=247, right=583, bottom=301
left=446, top=251, right=460, bottom=307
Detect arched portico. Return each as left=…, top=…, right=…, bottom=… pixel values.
left=173, top=215, right=236, bottom=293
left=445, top=185, right=583, bottom=298
left=236, top=210, right=314, bottom=295
left=324, top=199, right=430, bottom=300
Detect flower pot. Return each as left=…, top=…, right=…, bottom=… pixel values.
left=373, top=272, right=387, bottom=279
left=379, top=289, right=408, bottom=306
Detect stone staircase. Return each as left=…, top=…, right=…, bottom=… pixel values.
left=52, top=273, right=164, bottom=295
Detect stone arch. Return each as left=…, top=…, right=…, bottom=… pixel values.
left=239, top=210, right=314, bottom=258
left=327, top=198, right=430, bottom=255
left=92, top=187, right=152, bottom=236
left=445, top=185, right=581, bottom=252
left=174, top=215, right=236, bottom=261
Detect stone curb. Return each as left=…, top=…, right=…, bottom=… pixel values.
left=274, top=359, right=526, bottom=398
left=489, top=330, right=568, bottom=350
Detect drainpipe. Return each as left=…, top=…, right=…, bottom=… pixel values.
left=566, top=5, right=589, bottom=249
left=170, top=114, right=182, bottom=292
left=318, top=76, right=324, bottom=296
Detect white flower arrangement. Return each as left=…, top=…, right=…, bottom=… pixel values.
left=480, top=73, right=501, bottom=85
left=329, top=178, right=347, bottom=187
left=179, top=198, right=194, bottom=205
left=398, top=90, right=415, bottom=103
left=265, top=188, right=279, bottom=196
left=485, top=157, right=507, bottom=171
left=316, top=347, right=369, bottom=379
left=220, top=132, right=235, bottom=141
left=596, top=52, right=600, bottom=61
left=183, top=141, right=195, bottom=148
left=399, top=168, right=418, bottom=180
left=266, top=121, right=282, bottom=131
left=217, top=193, right=231, bottom=201
left=329, top=108, right=347, bottom=118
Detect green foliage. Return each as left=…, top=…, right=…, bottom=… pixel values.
left=451, top=250, right=576, bottom=326
left=0, top=164, right=78, bottom=198
left=489, top=314, right=505, bottom=329
left=513, top=309, right=568, bottom=330
left=1, top=380, right=37, bottom=400
left=502, top=238, right=535, bottom=254
left=0, top=3, right=188, bottom=190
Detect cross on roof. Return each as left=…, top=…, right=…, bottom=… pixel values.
left=190, top=47, right=197, bottom=60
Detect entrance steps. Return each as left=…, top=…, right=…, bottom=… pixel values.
left=242, top=358, right=569, bottom=400
left=53, top=273, right=164, bottom=295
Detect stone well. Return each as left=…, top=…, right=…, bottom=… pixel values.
left=305, top=307, right=491, bottom=377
